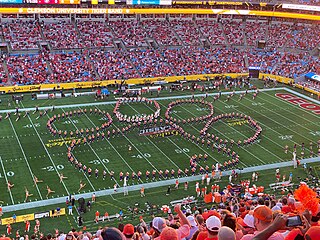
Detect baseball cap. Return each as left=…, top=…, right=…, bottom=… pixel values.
left=305, top=226, right=320, bottom=240
left=152, top=217, right=167, bottom=233
left=243, top=211, right=255, bottom=228
left=102, top=228, right=125, bottom=240
left=206, top=216, right=221, bottom=232
left=123, top=224, right=134, bottom=235
left=160, top=227, right=178, bottom=240
left=187, top=215, right=197, bottom=227
left=202, top=210, right=221, bottom=221
left=253, top=205, right=273, bottom=222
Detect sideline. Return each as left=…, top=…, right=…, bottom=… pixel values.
left=0, top=87, right=284, bottom=114
left=2, top=156, right=319, bottom=212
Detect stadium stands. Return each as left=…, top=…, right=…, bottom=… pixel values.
left=89, top=49, right=140, bottom=80
left=49, top=52, right=95, bottom=82
left=0, top=17, right=318, bottom=85
left=76, top=21, right=114, bottom=48
left=2, top=20, right=42, bottom=50
left=42, top=21, right=83, bottom=49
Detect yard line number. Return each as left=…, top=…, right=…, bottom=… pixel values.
left=175, top=148, right=190, bottom=154
left=132, top=153, right=151, bottom=159
left=89, top=159, right=110, bottom=165
left=42, top=165, right=64, bottom=171
left=0, top=171, right=15, bottom=178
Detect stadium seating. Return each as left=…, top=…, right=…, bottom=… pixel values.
left=89, top=50, right=140, bottom=80
left=76, top=21, right=114, bottom=48
left=42, top=21, right=83, bottom=49
left=127, top=49, right=174, bottom=78
left=49, top=52, right=95, bottom=82
left=6, top=54, right=52, bottom=85
left=109, top=20, right=148, bottom=47
left=2, top=20, right=42, bottom=50
left=141, top=20, right=182, bottom=46
left=0, top=18, right=317, bottom=85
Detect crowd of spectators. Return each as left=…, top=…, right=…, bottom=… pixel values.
left=2, top=181, right=320, bottom=240
left=141, top=20, right=182, bottom=46
left=169, top=20, right=202, bottom=46
left=127, top=49, right=174, bottom=78
left=221, top=20, right=244, bottom=46
left=245, top=49, right=282, bottom=74
left=196, top=20, right=227, bottom=45
left=6, top=53, right=52, bottom=85
left=2, top=20, right=42, bottom=50
left=89, top=50, right=140, bottom=80
left=0, top=19, right=318, bottom=85
left=42, top=21, right=83, bottom=49
left=163, top=47, right=217, bottom=75
left=76, top=21, right=114, bottom=48
left=244, top=22, right=268, bottom=46
left=110, top=20, right=148, bottom=47
left=272, top=52, right=320, bottom=79
left=285, top=24, right=320, bottom=50
left=49, top=51, right=95, bottom=82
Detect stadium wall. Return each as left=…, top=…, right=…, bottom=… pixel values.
left=1, top=73, right=312, bottom=94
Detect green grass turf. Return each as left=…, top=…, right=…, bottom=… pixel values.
left=0, top=80, right=319, bottom=234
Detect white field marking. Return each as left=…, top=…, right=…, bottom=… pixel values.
left=0, top=87, right=285, bottom=114
left=47, top=109, right=96, bottom=191
left=24, top=113, right=72, bottom=196
left=179, top=103, right=264, bottom=165
left=214, top=100, right=284, bottom=163
left=261, top=91, right=320, bottom=128
left=227, top=95, right=313, bottom=153
left=241, top=93, right=319, bottom=144
left=263, top=91, right=320, bottom=126
left=124, top=103, right=183, bottom=171
left=0, top=156, right=15, bottom=204
left=220, top=96, right=299, bottom=153
left=74, top=107, right=143, bottom=184
left=8, top=118, right=43, bottom=200
left=156, top=101, right=221, bottom=167
left=90, top=107, right=159, bottom=173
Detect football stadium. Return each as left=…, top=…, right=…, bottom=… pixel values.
left=0, top=0, right=319, bottom=239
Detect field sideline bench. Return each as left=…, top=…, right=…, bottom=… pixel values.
left=269, top=181, right=294, bottom=191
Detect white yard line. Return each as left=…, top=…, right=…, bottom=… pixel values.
left=8, top=117, right=43, bottom=200
left=25, top=114, right=71, bottom=196
left=124, top=104, right=184, bottom=171
left=73, top=107, right=143, bottom=184
left=86, top=106, right=160, bottom=173
left=0, top=87, right=286, bottom=114
left=213, top=100, right=284, bottom=163
left=156, top=102, right=220, bottom=167
left=261, top=91, right=320, bottom=126
left=44, top=113, right=95, bottom=194
left=0, top=156, right=15, bottom=204
left=240, top=94, right=318, bottom=143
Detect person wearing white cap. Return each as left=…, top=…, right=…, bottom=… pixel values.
left=186, top=215, right=199, bottom=240
left=197, top=215, right=221, bottom=240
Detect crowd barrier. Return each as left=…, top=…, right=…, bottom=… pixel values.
left=0, top=208, right=66, bottom=225
left=0, top=73, right=249, bottom=94
left=1, top=73, right=318, bottom=97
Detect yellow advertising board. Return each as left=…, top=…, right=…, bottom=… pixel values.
left=49, top=208, right=66, bottom=217
left=0, top=8, right=319, bottom=21
left=259, top=73, right=294, bottom=85
left=1, top=213, right=34, bottom=225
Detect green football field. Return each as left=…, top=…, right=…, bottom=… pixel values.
left=0, top=80, right=319, bottom=234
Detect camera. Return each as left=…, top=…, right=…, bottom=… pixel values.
left=286, top=215, right=302, bottom=227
